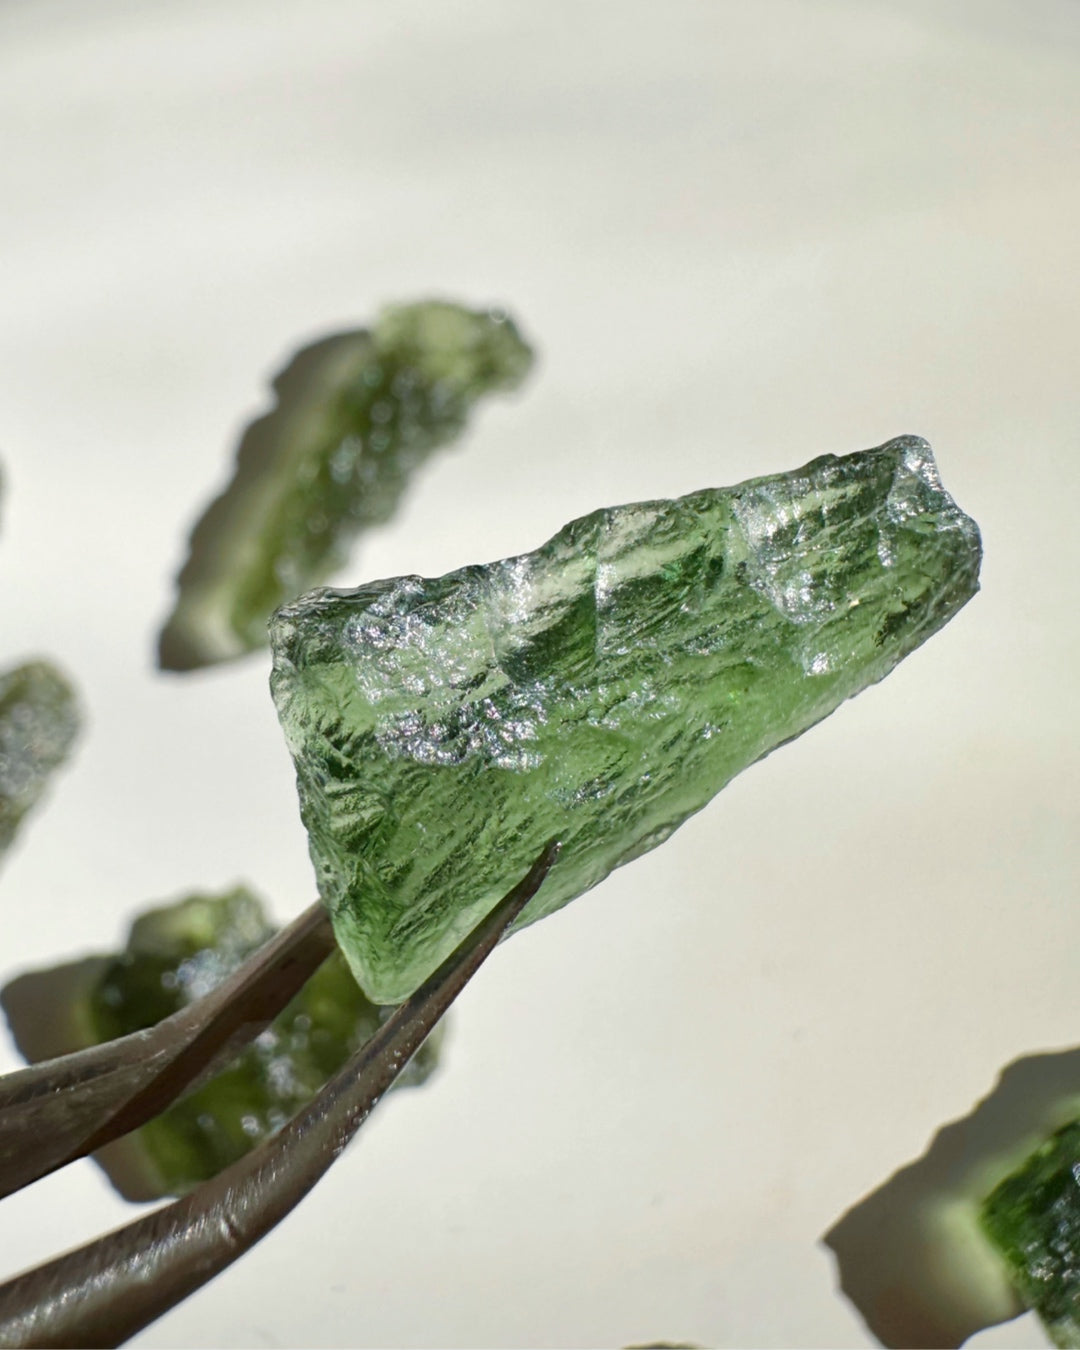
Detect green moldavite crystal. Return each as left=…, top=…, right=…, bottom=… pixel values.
left=10, top=887, right=443, bottom=1199
left=159, top=300, right=534, bottom=671
left=823, top=1054, right=1080, bottom=1349
left=981, top=1122, right=1080, bottom=1348
left=271, top=435, right=981, bottom=1004
left=0, top=660, right=79, bottom=861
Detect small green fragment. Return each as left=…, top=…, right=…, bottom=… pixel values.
left=822, top=1050, right=1080, bottom=1349
left=981, top=1121, right=1080, bottom=1348
left=270, top=435, right=981, bottom=1004
left=7, top=887, right=443, bottom=1199
left=159, top=300, right=534, bottom=670
left=0, top=660, right=79, bottom=861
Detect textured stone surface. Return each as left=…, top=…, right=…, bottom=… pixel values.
left=0, top=660, right=79, bottom=860
left=5, top=888, right=443, bottom=1199
left=159, top=300, right=534, bottom=670
left=271, top=435, right=981, bottom=1004
left=981, top=1121, right=1080, bottom=1348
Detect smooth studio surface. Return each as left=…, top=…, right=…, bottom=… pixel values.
left=1, top=3, right=1077, bottom=1346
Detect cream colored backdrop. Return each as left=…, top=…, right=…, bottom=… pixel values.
left=0, top=2, right=1077, bottom=1346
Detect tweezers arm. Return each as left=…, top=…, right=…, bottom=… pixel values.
left=0, top=901, right=336, bottom=1200
left=0, top=842, right=558, bottom=1350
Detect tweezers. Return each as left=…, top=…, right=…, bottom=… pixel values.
left=0, top=842, right=558, bottom=1348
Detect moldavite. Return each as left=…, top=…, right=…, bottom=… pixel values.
left=159, top=300, right=534, bottom=670
left=981, top=1122, right=1080, bottom=1348
left=823, top=1050, right=1080, bottom=1349
left=270, top=435, right=981, bottom=1004
left=0, top=660, right=79, bottom=861
left=2, top=887, right=443, bottom=1199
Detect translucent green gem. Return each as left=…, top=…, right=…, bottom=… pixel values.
left=270, top=435, right=981, bottom=1004
left=0, top=660, right=79, bottom=860
left=159, top=300, right=534, bottom=670
left=981, top=1121, right=1080, bottom=1348
left=10, top=887, right=443, bottom=1199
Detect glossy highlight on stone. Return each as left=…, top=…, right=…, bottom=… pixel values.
left=159, top=300, right=534, bottom=670
left=0, top=660, right=79, bottom=862
left=271, top=435, right=981, bottom=1004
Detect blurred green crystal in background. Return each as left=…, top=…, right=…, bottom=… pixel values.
left=271, top=435, right=981, bottom=1004
left=3, top=888, right=443, bottom=1199
left=981, top=1121, right=1080, bottom=1348
left=159, top=300, right=534, bottom=670
left=0, top=660, right=80, bottom=864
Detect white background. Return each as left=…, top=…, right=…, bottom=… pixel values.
left=1, top=2, right=1077, bottom=1345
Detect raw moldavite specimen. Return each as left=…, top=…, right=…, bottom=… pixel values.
left=981, top=1122, right=1080, bottom=1348
left=0, top=660, right=79, bottom=860
left=2, top=887, right=443, bottom=1200
left=822, top=1051, right=1080, bottom=1349
left=159, top=299, right=534, bottom=670
left=270, top=434, right=981, bottom=1004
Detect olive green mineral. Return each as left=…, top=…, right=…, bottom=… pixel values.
left=159, top=299, right=534, bottom=670
left=3, top=887, right=444, bottom=1200
left=0, top=660, right=79, bottom=862
left=981, top=1121, right=1080, bottom=1348
left=270, top=435, right=981, bottom=1004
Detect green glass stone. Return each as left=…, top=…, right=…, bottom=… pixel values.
left=980, top=1121, right=1080, bottom=1347
left=13, top=887, right=443, bottom=1199
left=159, top=300, right=534, bottom=671
left=0, top=660, right=79, bottom=861
left=270, top=435, right=981, bottom=1004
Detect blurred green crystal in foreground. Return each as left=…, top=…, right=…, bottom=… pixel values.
left=981, top=1121, right=1080, bottom=1347
left=159, top=300, right=534, bottom=671
left=0, top=660, right=79, bottom=863
left=271, top=434, right=981, bottom=1004
left=2, top=888, right=442, bottom=1199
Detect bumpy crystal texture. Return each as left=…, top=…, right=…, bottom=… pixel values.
left=0, top=660, right=79, bottom=860
left=271, top=436, right=982, bottom=1003
left=981, top=1121, right=1080, bottom=1348
left=159, top=300, right=534, bottom=670
left=6, top=887, right=443, bottom=1199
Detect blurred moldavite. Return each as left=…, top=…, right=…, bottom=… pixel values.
left=0, top=660, right=80, bottom=863
left=270, top=435, right=981, bottom=1005
left=981, top=1122, right=1080, bottom=1347
left=822, top=1047, right=1080, bottom=1350
left=2, top=887, right=442, bottom=1200
left=158, top=300, right=534, bottom=671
